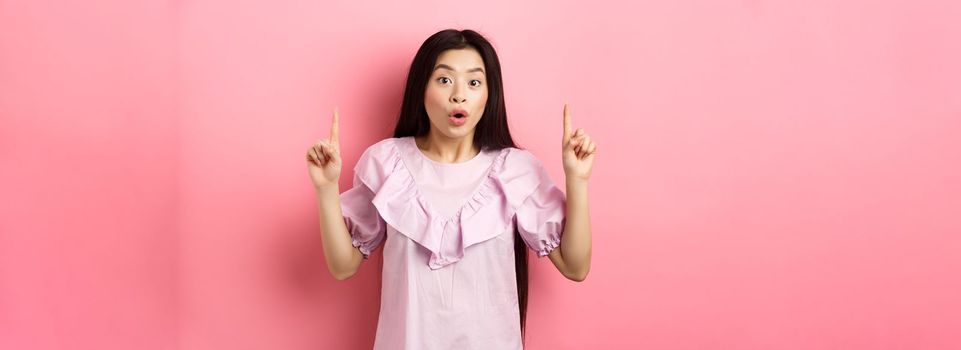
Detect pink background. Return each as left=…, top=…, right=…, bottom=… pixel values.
left=2, top=0, right=960, bottom=349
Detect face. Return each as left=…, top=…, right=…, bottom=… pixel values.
left=423, top=48, right=488, bottom=140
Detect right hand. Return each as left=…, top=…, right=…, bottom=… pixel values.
left=306, top=108, right=342, bottom=190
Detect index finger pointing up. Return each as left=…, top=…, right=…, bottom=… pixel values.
left=331, top=107, right=340, bottom=145
left=563, top=103, right=572, bottom=143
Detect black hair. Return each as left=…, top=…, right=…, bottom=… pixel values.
left=391, top=29, right=530, bottom=341
left=393, top=29, right=517, bottom=151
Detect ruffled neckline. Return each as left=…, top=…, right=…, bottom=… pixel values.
left=399, top=136, right=507, bottom=223
left=356, top=137, right=545, bottom=269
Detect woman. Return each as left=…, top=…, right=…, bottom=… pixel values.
left=306, top=29, right=595, bottom=349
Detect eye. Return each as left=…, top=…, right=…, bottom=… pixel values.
left=437, top=77, right=452, bottom=84
left=469, top=79, right=482, bottom=87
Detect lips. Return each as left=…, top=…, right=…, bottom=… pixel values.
left=449, top=108, right=469, bottom=119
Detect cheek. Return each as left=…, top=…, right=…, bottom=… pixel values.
left=423, top=87, right=448, bottom=120
left=475, top=89, right=488, bottom=108
left=424, top=87, right=444, bottom=107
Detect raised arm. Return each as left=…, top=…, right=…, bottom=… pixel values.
left=307, top=108, right=364, bottom=280
left=549, top=103, right=596, bottom=282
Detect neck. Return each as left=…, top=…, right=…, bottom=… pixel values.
left=415, top=131, right=479, bottom=163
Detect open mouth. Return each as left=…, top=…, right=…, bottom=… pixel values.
left=449, top=108, right=469, bottom=119
left=448, top=109, right=469, bottom=126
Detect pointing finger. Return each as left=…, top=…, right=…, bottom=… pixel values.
left=563, top=103, right=572, bottom=143
left=330, top=107, right=340, bottom=145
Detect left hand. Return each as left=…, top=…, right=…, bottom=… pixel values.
left=562, top=103, right=596, bottom=182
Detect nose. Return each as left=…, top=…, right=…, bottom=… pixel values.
left=450, top=85, right=466, bottom=104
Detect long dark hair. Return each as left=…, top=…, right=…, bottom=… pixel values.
left=392, top=29, right=530, bottom=339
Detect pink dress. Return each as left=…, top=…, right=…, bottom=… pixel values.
left=339, top=136, right=566, bottom=350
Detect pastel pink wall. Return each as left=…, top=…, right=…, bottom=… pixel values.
left=2, top=0, right=959, bottom=349
left=0, top=0, right=180, bottom=349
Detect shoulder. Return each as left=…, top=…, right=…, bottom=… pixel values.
left=352, top=137, right=407, bottom=190
left=492, top=147, right=558, bottom=208
left=497, top=147, right=554, bottom=184
left=500, top=147, right=547, bottom=174
left=360, top=137, right=403, bottom=158
left=355, top=137, right=409, bottom=168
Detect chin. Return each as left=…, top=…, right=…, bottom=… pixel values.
left=441, top=128, right=476, bottom=139
left=428, top=120, right=476, bottom=139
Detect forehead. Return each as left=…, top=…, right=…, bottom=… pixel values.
left=433, top=48, right=485, bottom=72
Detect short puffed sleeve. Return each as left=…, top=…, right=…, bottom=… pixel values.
left=498, top=149, right=566, bottom=257
left=339, top=141, right=397, bottom=259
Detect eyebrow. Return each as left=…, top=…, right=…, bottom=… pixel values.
left=433, top=64, right=485, bottom=74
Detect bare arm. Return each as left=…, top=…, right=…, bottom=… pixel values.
left=307, top=108, right=363, bottom=281
left=315, top=184, right=364, bottom=280
left=548, top=177, right=591, bottom=281
left=550, top=103, right=596, bottom=282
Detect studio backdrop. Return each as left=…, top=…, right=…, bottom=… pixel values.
left=2, top=0, right=960, bottom=349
